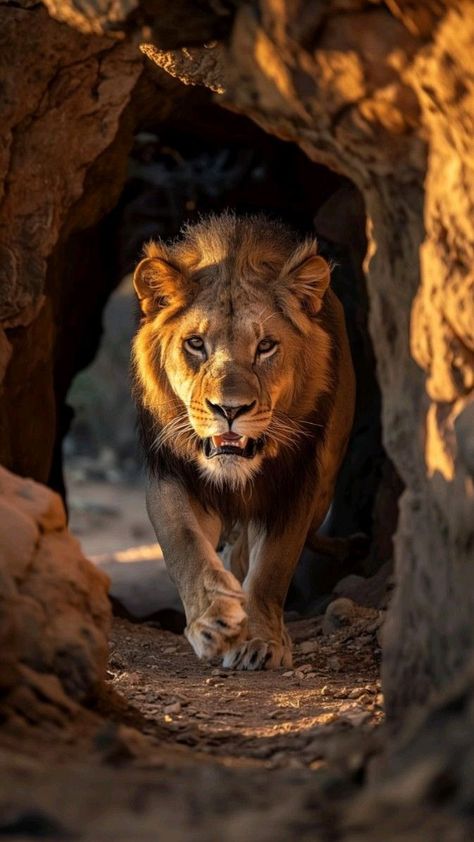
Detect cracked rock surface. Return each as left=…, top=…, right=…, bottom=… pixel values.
left=0, top=466, right=111, bottom=714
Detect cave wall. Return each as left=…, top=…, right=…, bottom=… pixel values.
left=1, top=0, right=473, bottom=743
left=137, top=1, right=474, bottom=731
left=0, top=3, right=193, bottom=487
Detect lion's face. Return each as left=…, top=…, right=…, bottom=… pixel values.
left=133, top=215, right=332, bottom=490
left=159, top=291, right=304, bottom=488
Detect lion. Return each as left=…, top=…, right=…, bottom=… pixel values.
left=132, top=212, right=356, bottom=670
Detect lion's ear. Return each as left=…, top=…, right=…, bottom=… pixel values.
left=133, top=242, right=187, bottom=315
left=281, top=242, right=330, bottom=317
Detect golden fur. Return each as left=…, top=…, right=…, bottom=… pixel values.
left=132, top=213, right=355, bottom=670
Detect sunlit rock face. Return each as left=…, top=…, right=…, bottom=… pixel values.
left=1, top=0, right=473, bottom=736
left=0, top=466, right=111, bottom=715
left=138, top=0, right=474, bottom=727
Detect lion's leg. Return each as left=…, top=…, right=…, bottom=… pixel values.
left=222, top=513, right=313, bottom=671
left=229, top=527, right=249, bottom=584
left=146, top=478, right=247, bottom=660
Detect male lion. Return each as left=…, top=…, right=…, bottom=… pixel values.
left=132, top=213, right=355, bottom=670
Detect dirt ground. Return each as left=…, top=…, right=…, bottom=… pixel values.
left=2, top=472, right=465, bottom=840
left=0, top=612, right=386, bottom=840
left=107, top=612, right=383, bottom=763
left=3, top=609, right=472, bottom=840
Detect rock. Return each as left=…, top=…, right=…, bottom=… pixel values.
left=323, top=598, right=380, bottom=636
left=348, top=688, right=364, bottom=700
left=140, top=0, right=474, bottom=745
left=0, top=466, right=111, bottom=715
left=94, top=722, right=150, bottom=765
left=333, top=561, right=394, bottom=610
left=297, top=664, right=314, bottom=673
left=164, top=702, right=182, bottom=716
left=297, top=640, right=319, bottom=655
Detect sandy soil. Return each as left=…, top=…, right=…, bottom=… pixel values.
left=0, top=610, right=388, bottom=840
left=2, top=612, right=471, bottom=840
left=107, top=613, right=383, bottom=764
left=8, top=471, right=451, bottom=840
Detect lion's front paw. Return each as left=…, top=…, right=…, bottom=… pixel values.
left=184, top=570, right=247, bottom=660
left=222, top=631, right=293, bottom=671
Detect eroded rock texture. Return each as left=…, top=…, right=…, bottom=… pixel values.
left=138, top=0, right=474, bottom=728
left=0, top=3, right=141, bottom=482
left=0, top=465, right=110, bottom=723
left=1, top=0, right=473, bottom=748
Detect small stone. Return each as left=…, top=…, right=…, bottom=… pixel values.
left=358, top=693, right=373, bottom=706
left=348, top=687, right=363, bottom=699
left=343, top=709, right=371, bottom=727
left=298, top=641, right=319, bottom=655
left=294, top=670, right=305, bottom=680
left=164, top=701, right=181, bottom=715
left=282, top=670, right=294, bottom=678
left=205, top=677, right=224, bottom=686
left=211, top=669, right=228, bottom=678
left=297, top=664, right=313, bottom=673
left=163, top=646, right=177, bottom=654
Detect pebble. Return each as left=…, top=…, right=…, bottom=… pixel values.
left=211, top=669, right=228, bottom=678
left=298, top=641, right=319, bottom=655
left=342, top=708, right=371, bottom=727
left=358, top=693, right=373, bottom=706
left=164, top=701, right=182, bottom=715
left=297, top=664, right=313, bottom=673
left=348, top=687, right=363, bottom=699
left=206, top=677, right=224, bottom=686
left=282, top=671, right=294, bottom=678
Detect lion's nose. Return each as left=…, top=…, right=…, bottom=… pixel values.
left=206, top=400, right=256, bottom=423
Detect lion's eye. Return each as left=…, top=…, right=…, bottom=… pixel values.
left=257, top=338, right=278, bottom=356
left=184, top=336, right=205, bottom=355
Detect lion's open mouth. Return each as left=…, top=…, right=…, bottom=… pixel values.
left=203, top=433, right=259, bottom=459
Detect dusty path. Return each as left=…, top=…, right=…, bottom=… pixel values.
left=106, top=615, right=383, bottom=768
left=2, top=616, right=469, bottom=841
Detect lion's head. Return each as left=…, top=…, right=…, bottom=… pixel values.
left=133, top=214, right=333, bottom=491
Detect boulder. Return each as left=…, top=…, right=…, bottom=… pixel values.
left=0, top=466, right=111, bottom=708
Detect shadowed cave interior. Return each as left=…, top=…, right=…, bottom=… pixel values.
left=59, top=90, right=400, bottom=625
left=3, top=4, right=474, bottom=838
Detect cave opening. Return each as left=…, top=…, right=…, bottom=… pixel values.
left=54, top=85, right=400, bottom=623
